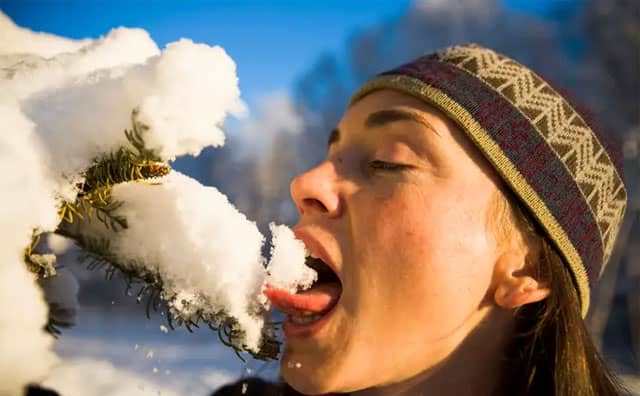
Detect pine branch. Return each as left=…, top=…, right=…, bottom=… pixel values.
left=124, top=108, right=160, bottom=162
left=25, top=253, right=57, bottom=278
left=33, top=108, right=281, bottom=360
left=59, top=186, right=128, bottom=230
left=24, top=233, right=66, bottom=337
left=80, top=147, right=169, bottom=194
left=54, top=226, right=281, bottom=361
left=82, top=108, right=167, bottom=193
left=58, top=108, right=170, bottom=230
left=24, top=232, right=57, bottom=278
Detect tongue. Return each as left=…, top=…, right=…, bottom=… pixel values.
left=264, top=283, right=341, bottom=315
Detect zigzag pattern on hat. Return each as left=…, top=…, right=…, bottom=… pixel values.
left=438, top=45, right=627, bottom=267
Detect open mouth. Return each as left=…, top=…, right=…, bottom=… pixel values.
left=265, top=256, right=343, bottom=330
left=303, top=256, right=341, bottom=291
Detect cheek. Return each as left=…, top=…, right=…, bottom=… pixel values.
left=429, top=200, right=496, bottom=304
left=361, top=185, right=495, bottom=334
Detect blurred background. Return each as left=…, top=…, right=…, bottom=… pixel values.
left=1, top=0, right=638, bottom=394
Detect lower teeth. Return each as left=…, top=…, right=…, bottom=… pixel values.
left=289, top=313, right=323, bottom=325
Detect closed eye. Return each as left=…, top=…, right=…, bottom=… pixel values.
left=368, top=160, right=410, bottom=172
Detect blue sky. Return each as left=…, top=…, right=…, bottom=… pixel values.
left=1, top=1, right=411, bottom=106
left=1, top=0, right=569, bottom=106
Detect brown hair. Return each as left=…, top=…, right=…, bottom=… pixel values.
left=489, top=186, right=629, bottom=395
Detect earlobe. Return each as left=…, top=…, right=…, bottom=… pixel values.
left=492, top=251, right=550, bottom=310
left=494, top=278, right=550, bottom=309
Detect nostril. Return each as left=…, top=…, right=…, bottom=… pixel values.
left=303, top=198, right=328, bottom=213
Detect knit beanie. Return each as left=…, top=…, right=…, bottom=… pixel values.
left=350, top=44, right=627, bottom=317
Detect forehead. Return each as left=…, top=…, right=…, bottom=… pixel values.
left=341, top=90, right=449, bottom=133
left=336, top=89, right=454, bottom=146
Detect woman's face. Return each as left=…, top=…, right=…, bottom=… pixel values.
left=281, top=90, right=504, bottom=394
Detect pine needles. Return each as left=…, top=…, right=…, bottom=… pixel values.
left=43, top=108, right=281, bottom=361
left=54, top=227, right=281, bottom=361
left=58, top=108, right=170, bottom=228
left=24, top=233, right=57, bottom=278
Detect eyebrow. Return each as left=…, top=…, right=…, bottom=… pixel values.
left=327, top=108, right=439, bottom=151
left=365, top=108, right=439, bottom=135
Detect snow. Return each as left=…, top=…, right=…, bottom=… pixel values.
left=0, top=11, right=89, bottom=57
left=265, top=223, right=317, bottom=294
left=88, top=173, right=318, bottom=352
left=0, top=104, right=59, bottom=395
left=0, top=26, right=159, bottom=103
left=0, top=10, right=313, bottom=393
left=105, top=172, right=267, bottom=351
left=14, top=37, right=243, bottom=201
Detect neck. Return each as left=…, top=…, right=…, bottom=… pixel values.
left=350, top=307, right=514, bottom=396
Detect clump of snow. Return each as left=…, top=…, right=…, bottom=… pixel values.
left=133, top=38, right=246, bottom=159
left=266, top=223, right=316, bottom=293
left=0, top=105, right=59, bottom=235
left=2, top=7, right=244, bottom=203
left=106, top=172, right=267, bottom=351
left=15, top=37, right=243, bottom=201
left=0, top=25, right=159, bottom=103
left=0, top=262, right=58, bottom=396
left=0, top=104, right=59, bottom=395
left=0, top=11, right=89, bottom=57
left=86, top=174, right=316, bottom=352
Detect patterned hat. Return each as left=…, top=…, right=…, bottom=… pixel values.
left=350, top=44, right=627, bottom=317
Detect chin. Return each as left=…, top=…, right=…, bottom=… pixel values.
left=282, top=368, right=334, bottom=395
left=280, top=351, right=345, bottom=395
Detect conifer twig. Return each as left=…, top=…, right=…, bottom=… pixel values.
left=54, top=225, right=281, bottom=361
left=31, top=108, right=282, bottom=360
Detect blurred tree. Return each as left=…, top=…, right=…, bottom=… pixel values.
left=211, top=93, right=305, bottom=228
left=292, top=0, right=588, bottom=169
left=582, top=0, right=639, bottom=130
left=580, top=0, right=640, bottom=372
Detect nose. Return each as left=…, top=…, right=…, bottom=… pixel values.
left=290, top=160, right=341, bottom=218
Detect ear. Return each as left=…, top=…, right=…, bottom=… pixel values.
left=492, top=251, right=550, bottom=310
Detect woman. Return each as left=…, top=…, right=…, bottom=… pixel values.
left=258, top=44, right=629, bottom=395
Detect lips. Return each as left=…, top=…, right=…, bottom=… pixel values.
left=264, top=229, right=343, bottom=337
